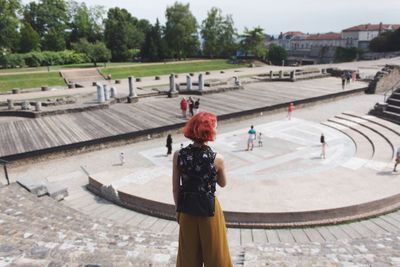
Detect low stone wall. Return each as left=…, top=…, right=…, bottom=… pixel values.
left=87, top=174, right=400, bottom=228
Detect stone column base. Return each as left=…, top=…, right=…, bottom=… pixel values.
left=168, top=91, right=179, bottom=98
left=127, top=96, right=139, bottom=103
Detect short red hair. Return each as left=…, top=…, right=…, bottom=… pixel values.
left=182, top=112, right=217, bottom=142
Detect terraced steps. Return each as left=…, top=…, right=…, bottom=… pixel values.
left=327, top=116, right=393, bottom=164
left=2, top=183, right=400, bottom=266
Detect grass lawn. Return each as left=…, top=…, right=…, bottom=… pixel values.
left=0, top=59, right=248, bottom=92
left=0, top=72, right=65, bottom=93
left=0, top=62, right=142, bottom=74
left=101, top=60, right=247, bottom=79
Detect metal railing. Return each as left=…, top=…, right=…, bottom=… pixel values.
left=0, top=159, right=10, bottom=185
left=383, top=80, right=400, bottom=103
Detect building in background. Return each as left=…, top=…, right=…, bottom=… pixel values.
left=273, top=23, right=400, bottom=64
left=342, top=23, right=400, bottom=51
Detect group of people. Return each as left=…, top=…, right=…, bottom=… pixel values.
left=180, top=97, right=200, bottom=119
left=341, top=71, right=356, bottom=89
left=246, top=125, right=328, bottom=159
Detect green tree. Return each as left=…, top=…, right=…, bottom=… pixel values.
left=240, top=27, right=267, bottom=58
left=19, top=23, right=41, bottom=52
left=104, top=8, right=131, bottom=61
left=23, top=0, right=69, bottom=50
left=268, top=44, right=287, bottom=65
left=43, top=27, right=66, bottom=51
left=104, top=8, right=148, bottom=61
left=73, top=38, right=111, bottom=66
left=335, top=47, right=361, bottom=62
left=141, top=19, right=166, bottom=61
left=0, top=0, right=21, bottom=52
left=219, top=14, right=237, bottom=57
left=67, top=1, right=105, bottom=45
left=165, top=2, right=199, bottom=59
left=201, top=7, right=237, bottom=58
left=369, top=29, right=400, bottom=52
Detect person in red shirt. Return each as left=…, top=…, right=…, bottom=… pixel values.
left=180, top=97, right=188, bottom=118
left=287, top=102, right=294, bottom=120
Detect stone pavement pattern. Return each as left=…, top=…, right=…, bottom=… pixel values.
left=2, top=184, right=400, bottom=266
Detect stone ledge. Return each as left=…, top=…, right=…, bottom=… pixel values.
left=87, top=174, right=400, bottom=228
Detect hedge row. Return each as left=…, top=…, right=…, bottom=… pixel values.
left=0, top=51, right=89, bottom=68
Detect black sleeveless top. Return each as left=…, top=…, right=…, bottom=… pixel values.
left=177, top=144, right=217, bottom=194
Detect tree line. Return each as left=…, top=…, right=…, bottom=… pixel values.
left=369, top=29, right=400, bottom=53
left=0, top=0, right=286, bottom=67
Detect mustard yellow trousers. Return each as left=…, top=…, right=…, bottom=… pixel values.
left=176, top=197, right=232, bottom=267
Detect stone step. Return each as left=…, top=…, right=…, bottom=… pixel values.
left=321, top=120, right=373, bottom=160
left=387, top=98, right=400, bottom=106
left=17, top=178, right=69, bottom=201
left=17, top=177, right=48, bottom=197
left=329, top=117, right=393, bottom=162
left=344, top=112, right=400, bottom=131
left=390, top=93, right=400, bottom=100
left=335, top=113, right=397, bottom=157
left=386, top=104, right=400, bottom=113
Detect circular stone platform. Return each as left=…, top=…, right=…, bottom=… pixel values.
left=88, top=118, right=400, bottom=227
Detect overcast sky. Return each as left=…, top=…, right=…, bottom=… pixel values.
left=25, top=0, right=400, bottom=34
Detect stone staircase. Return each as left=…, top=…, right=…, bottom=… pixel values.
left=370, top=87, right=400, bottom=124
left=60, top=68, right=105, bottom=87
left=385, top=90, right=400, bottom=121
left=322, top=112, right=399, bottom=169
left=17, top=177, right=68, bottom=201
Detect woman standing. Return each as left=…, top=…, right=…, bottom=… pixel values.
left=320, top=133, right=327, bottom=159
left=172, top=112, right=232, bottom=267
left=166, top=134, right=173, bottom=155
left=287, top=102, right=295, bottom=120
left=180, top=97, right=188, bottom=118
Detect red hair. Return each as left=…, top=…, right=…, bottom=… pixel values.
left=182, top=112, right=217, bottom=142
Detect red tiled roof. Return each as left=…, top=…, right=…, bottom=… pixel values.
left=343, top=24, right=400, bottom=32
left=306, top=32, right=341, bottom=40
left=284, top=31, right=304, bottom=36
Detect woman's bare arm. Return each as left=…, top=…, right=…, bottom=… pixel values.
left=214, top=153, right=227, bottom=187
left=172, top=151, right=180, bottom=207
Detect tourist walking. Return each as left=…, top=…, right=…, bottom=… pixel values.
left=247, top=125, right=257, bottom=151
left=346, top=71, right=351, bottom=84
left=180, top=97, right=188, bottom=118
left=173, top=112, right=232, bottom=267
left=166, top=134, right=173, bottom=155
left=193, top=98, right=200, bottom=115
left=188, top=96, right=194, bottom=117
left=341, top=73, right=346, bottom=89
left=120, top=152, right=125, bottom=166
left=287, top=102, right=295, bottom=120
left=320, top=133, right=327, bottom=159
left=258, top=132, right=263, bottom=147
left=393, top=146, right=400, bottom=172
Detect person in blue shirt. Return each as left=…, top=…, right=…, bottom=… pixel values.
left=246, top=125, right=256, bottom=151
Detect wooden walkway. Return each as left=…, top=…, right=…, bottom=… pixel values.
left=0, top=77, right=366, bottom=159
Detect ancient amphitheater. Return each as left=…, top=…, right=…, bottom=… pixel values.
left=1, top=58, right=400, bottom=266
